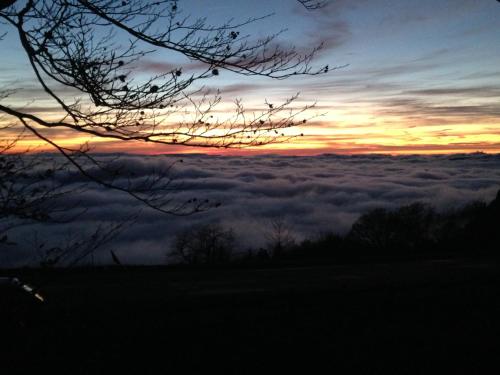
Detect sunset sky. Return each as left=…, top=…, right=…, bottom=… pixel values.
left=2, top=0, right=500, bottom=155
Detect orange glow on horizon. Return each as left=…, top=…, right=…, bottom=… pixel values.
left=4, top=110, right=500, bottom=156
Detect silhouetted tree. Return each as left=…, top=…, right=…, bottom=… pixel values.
left=0, top=0, right=331, bottom=214
left=348, top=208, right=394, bottom=251
left=393, top=203, right=436, bottom=250
left=293, top=232, right=343, bottom=259
left=348, top=203, right=436, bottom=254
left=171, top=223, right=235, bottom=265
left=434, top=201, right=487, bottom=253
left=31, top=222, right=130, bottom=267
left=462, top=190, right=500, bottom=254
left=0, top=131, right=77, bottom=246
left=265, top=216, right=296, bottom=258
left=0, top=1, right=331, bottom=263
left=0, top=129, right=135, bottom=266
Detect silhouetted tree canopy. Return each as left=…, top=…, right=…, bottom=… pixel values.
left=0, top=0, right=331, bottom=217
left=0, top=1, right=331, bottom=262
left=348, top=203, right=436, bottom=253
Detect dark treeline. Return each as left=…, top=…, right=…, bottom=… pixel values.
left=170, top=189, right=500, bottom=265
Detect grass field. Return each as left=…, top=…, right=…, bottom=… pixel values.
left=2, top=256, right=500, bottom=374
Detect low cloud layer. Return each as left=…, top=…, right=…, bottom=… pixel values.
left=3, top=153, right=500, bottom=267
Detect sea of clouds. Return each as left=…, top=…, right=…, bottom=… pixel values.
left=2, top=153, right=500, bottom=267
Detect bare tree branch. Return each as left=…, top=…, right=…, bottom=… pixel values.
left=0, top=1, right=333, bottom=217
left=297, top=0, right=328, bottom=10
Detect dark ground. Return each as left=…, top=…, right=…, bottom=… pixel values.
left=2, top=256, right=500, bottom=374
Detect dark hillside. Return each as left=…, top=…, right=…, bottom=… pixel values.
left=2, top=257, right=500, bottom=374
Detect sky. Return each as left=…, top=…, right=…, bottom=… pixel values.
left=1, top=0, right=500, bottom=154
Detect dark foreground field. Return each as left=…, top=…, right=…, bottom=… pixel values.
left=2, top=257, right=500, bottom=374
